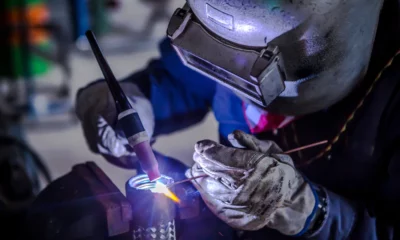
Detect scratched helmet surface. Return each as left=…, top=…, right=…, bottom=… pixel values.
left=187, top=0, right=340, bottom=47
left=168, top=0, right=385, bottom=115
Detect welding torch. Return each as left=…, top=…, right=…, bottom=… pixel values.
left=85, top=30, right=161, bottom=181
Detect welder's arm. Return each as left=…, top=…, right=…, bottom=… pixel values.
left=249, top=185, right=398, bottom=239
left=76, top=38, right=216, bottom=167
left=294, top=157, right=400, bottom=239
left=187, top=130, right=400, bottom=239
left=76, top=80, right=156, bottom=168
left=299, top=90, right=400, bottom=239
left=122, top=38, right=217, bottom=137
left=253, top=97, right=400, bottom=239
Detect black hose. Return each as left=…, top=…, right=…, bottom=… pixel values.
left=0, top=135, right=52, bottom=184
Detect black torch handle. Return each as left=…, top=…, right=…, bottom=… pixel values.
left=85, top=30, right=132, bottom=113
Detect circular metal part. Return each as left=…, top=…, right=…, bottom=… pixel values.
left=128, top=174, right=173, bottom=189
left=126, top=174, right=176, bottom=240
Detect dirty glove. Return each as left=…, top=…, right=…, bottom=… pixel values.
left=186, top=130, right=317, bottom=236
left=75, top=81, right=154, bottom=168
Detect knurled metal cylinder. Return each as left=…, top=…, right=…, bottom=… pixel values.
left=132, top=220, right=176, bottom=240
left=126, top=174, right=176, bottom=240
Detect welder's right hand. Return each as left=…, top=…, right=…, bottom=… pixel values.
left=75, top=80, right=155, bottom=168
left=186, top=131, right=317, bottom=236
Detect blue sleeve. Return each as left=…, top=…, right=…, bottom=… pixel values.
left=307, top=167, right=400, bottom=240
left=243, top=85, right=400, bottom=240
left=245, top=185, right=396, bottom=240
left=211, top=84, right=250, bottom=145
left=306, top=189, right=378, bottom=239
left=122, top=38, right=217, bottom=136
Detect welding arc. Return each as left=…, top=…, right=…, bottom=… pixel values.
left=169, top=139, right=328, bottom=188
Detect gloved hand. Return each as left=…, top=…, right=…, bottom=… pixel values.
left=75, top=81, right=155, bottom=168
left=186, top=130, right=317, bottom=236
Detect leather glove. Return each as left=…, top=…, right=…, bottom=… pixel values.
left=75, top=81, right=155, bottom=168
left=186, top=130, right=317, bottom=236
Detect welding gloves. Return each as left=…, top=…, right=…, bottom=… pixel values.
left=76, top=81, right=155, bottom=168
left=186, top=130, right=317, bottom=236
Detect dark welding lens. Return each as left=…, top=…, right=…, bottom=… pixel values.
left=180, top=49, right=263, bottom=104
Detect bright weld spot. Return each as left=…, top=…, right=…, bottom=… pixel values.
left=151, top=182, right=180, bottom=203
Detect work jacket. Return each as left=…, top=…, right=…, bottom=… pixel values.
left=114, top=1, right=400, bottom=238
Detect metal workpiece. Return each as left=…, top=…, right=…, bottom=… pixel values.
left=126, top=175, right=176, bottom=240
left=132, top=221, right=176, bottom=240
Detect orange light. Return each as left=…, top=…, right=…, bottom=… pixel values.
left=151, top=182, right=180, bottom=203
left=6, top=4, right=50, bottom=44
left=163, top=188, right=181, bottom=203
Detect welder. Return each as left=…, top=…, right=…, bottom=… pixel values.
left=76, top=0, right=400, bottom=239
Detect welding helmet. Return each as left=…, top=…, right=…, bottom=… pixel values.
left=167, top=0, right=384, bottom=115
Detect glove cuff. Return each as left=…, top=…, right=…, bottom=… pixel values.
left=266, top=174, right=317, bottom=236
left=293, top=181, right=321, bottom=237
left=301, top=184, right=328, bottom=237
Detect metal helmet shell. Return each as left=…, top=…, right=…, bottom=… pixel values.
left=187, top=0, right=340, bottom=47
left=168, top=0, right=386, bottom=115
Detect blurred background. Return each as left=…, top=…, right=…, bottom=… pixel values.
left=0, top=0, right=218, bottom=196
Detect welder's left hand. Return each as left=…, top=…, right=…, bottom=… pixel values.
left=186, top=131, right=317, bottom=236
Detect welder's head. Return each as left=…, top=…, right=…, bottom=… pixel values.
left=167, top=0, right=384, bottom=115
